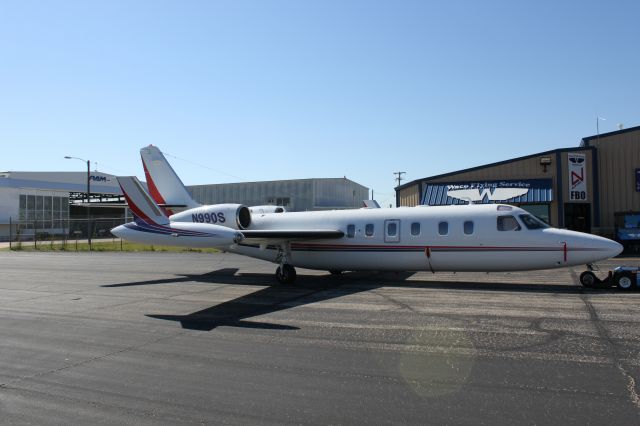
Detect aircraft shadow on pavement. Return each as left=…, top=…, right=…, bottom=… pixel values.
left=104, top=269, right=390, bottom=331
left=102, top=269, right=594, bottom=331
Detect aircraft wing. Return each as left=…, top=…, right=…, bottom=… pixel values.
left=240, top=229, right=344, bottom=243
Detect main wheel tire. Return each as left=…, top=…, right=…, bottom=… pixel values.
left=579, top=271, right=597, bottom=288
left=615, top=272, right=634, bottom=291
left=276, top=264, right=297, bottom=284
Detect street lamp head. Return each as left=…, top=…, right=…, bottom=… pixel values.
left=64, top=156, right=88, bottom=163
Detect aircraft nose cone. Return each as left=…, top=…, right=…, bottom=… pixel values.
left=557, top=229, right=624, bottom=265
left=606, top=239, right=624, bottom=258
left=587, top=235, right=623, bottom=260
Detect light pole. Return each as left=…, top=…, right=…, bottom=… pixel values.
left=64, top=156, right=91, bottom=250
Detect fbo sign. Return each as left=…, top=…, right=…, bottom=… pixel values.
left=568, top=153, right=587, bottom=201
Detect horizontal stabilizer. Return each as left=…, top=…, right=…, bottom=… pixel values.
left=117, top=176, right=169, bottom=225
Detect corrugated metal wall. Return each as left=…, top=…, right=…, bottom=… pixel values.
left=398, top=185, right=420, bottom=206
left=586, top=130, right=640, bottom=233
left=313, top=178, right=369, bottom=209
left=428, top=155, right=553, bottom=183
left=187, top=178, right=368, bottom=211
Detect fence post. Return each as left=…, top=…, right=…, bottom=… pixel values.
left=9, top=217, right=12, bottom=250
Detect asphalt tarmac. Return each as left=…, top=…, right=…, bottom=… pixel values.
left=0, top=251, right=639, bottom=425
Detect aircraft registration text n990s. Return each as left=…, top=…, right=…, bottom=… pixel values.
left=192, top=212, right=226, bottom=224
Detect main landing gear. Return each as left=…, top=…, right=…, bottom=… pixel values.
left=275, top=242, right=297, bottom=284
left=275, top=264, right=297, bottom=284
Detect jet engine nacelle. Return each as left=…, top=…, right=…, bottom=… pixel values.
left=249, top=205, right=286, bottom=214
left=169, top=203, right=252, bottom=230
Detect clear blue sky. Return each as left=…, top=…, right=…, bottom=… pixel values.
left=1, top=0, right=639, bottom=207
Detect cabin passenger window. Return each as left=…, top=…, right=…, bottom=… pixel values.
left=365, top=224, right=374, bottom=237
left=347, top=224, right=355, bottom=238
left=387, top=222, right=397, bottom=236
left=438, top=221, right=448, bottom=236
left=497, top=215, right=521, bottom=231
left=411, top=222, right=420, bottom=236
left=464, top=221, right=474, bottom=235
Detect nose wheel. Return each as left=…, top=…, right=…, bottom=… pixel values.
left=276, top=264, right=297, bottom=284
left=579, top=271, right=597, bottom=288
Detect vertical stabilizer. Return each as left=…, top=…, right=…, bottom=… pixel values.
left=117, top=176, right=170, bottom=225
left=140, top=145, right=200, bottom=212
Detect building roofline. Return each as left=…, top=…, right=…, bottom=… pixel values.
left=188, top=177, right=368, bottom=190
left=581, top=124, right=640, bottom=144
left=396, top=146, right=594, bottom=190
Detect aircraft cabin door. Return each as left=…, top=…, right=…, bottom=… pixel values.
left=384, top=219, right=400, bottom=243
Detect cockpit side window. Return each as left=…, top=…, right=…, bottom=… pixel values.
left=497, top=215, right=521, bottom=231
left=519, top=214, right=549, bottom=230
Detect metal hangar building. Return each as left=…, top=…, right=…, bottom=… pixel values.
left=0, top=172, right=369, bottom=240
left=189, top=178, right=369, bottom=213
left=396, top=125, right=640, bottom=238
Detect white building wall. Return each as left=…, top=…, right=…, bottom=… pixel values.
left=0, top=187, right=72, bottom=240
left=0, top=187, right=20, bottom=223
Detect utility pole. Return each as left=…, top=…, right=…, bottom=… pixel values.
left=393, top=171, right=406, bottom=188
left=597, top=116, right=606, bottom=143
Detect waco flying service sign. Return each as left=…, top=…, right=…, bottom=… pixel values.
left=568, top=153, right=588, bottom=201
left=421, top=179, right=553, bottom=205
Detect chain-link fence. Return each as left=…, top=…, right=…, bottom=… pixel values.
left=5, top=217, right=127, bottom=250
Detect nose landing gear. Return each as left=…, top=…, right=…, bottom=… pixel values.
left=579, top=271, right=598, bottom=288
left=579, top=263, right=599, bottom=288
left=579, top=264, right=639, bottom=290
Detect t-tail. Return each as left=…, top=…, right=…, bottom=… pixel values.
left=140, top=145, right=200, bottom=214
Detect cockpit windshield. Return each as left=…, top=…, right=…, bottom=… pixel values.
left=519, top=214, right=549, bottom=230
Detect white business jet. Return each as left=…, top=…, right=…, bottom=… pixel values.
left=112, top=176, right=622, bottom=285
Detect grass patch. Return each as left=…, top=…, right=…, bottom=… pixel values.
left=3, top=239, right=220, bottom=253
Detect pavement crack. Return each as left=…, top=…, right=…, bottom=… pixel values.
left=580, top=291, right=640, bottom=409
left=370, top=289, right=416, bottom=312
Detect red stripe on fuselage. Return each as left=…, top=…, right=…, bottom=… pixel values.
left=289, top=243, right=586, bottom=252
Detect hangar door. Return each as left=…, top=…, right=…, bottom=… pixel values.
left=564, top=203, right=591, bottom=233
